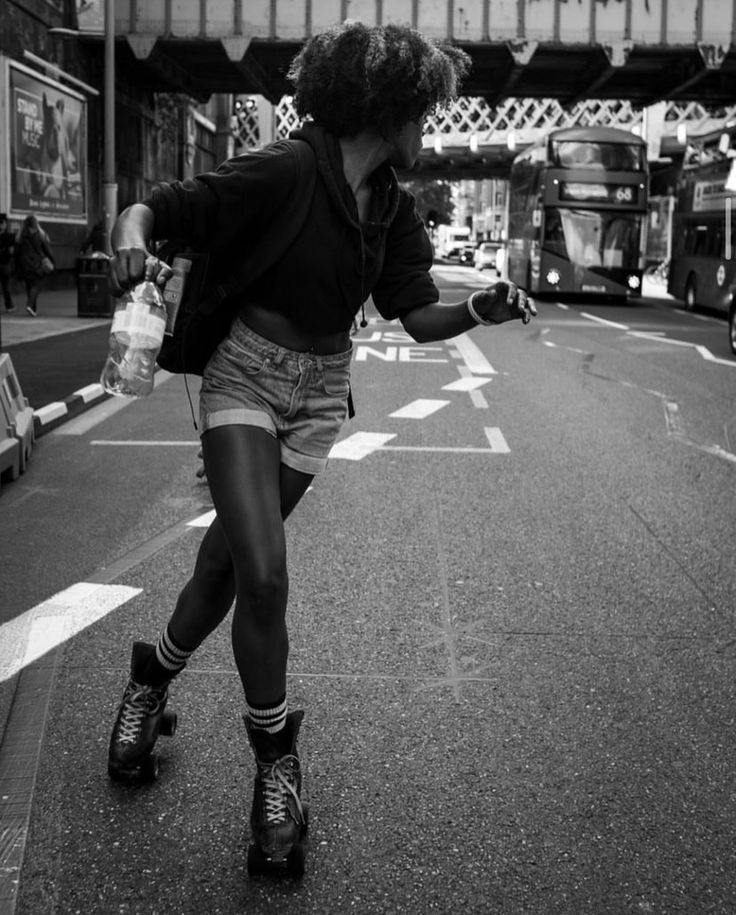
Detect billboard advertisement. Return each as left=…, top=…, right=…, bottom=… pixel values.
left=7, top=61, right=87, bottom=223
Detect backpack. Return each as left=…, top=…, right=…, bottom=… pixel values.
left=157, top=138, right=317, bottom=376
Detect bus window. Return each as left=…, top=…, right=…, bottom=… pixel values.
left=556, top=208, right=642, bottom=270
left=560, top=210, right=601, bottom=265
left=551, top=140, right=645, bottom=171
left=692, top=226, right=709, bottom=257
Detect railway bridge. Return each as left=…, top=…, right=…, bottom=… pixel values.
left=70, top=0, right=736, bottom=176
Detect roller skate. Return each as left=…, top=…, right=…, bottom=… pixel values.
left=107, top=641, right=178, bottom=782
left=245, top=710, right=309, bottom=877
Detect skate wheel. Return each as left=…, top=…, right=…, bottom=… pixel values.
left=287, top=844, right=306, bottom=877
left=159, top=710, right=177, bottom=737
left=141, top=753, right=159, bottom=780
left=108, top=752, right=159, bottom=783
left=247, top=843, right=268, bottom=876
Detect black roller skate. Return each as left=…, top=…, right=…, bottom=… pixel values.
left=245, top=710, right=309, bottom=877
left=108, top=641, right=178, bottom=782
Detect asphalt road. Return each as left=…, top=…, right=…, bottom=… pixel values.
left=1, top=266, right=735, bottom=914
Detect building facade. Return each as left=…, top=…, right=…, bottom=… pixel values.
left=0, top=0, right=230, bottom=282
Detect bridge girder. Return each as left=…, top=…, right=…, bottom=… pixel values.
left=72, top=0, right=736, bottom=107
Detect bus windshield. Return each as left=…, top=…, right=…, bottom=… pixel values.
left=551, top=140, right=646, bottom=172
left=544, top=208, right=643, bottom=269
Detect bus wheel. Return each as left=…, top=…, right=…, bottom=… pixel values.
left=729, top=305, right=736, bottom=355
left=684, top=276, right=697, bottom=311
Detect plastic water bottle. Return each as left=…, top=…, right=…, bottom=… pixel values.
left=100, top=281, right=167, bottom=397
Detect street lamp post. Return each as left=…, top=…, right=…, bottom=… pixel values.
left=103, top=0, right=118, bottom=252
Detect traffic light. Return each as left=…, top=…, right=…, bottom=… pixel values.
left=426, top=209, right=438, bottom=228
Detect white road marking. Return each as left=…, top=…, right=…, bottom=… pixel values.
left=389, top=399, right=450, bottom=419
left=452, top=333, right=497, bottom=374
left=381, top=445, right=506, bottom=454
left=329, top=432, right=396, bottom=460
left=543, top=340, right=590, bottom=355
left=0, top=583, right=142, bottom=683
left=627, top=331, right=736, bottom=367
left=484, top=427, right=511, bottom=452
left=581, top=313, right=630, bottom=330
left=188, top=509, right=217, bottom=527
left=90, top=440, right=199, bottom=446
left=441, top=376, right=491, bottom=392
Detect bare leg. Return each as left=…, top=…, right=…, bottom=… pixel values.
left=197, top=425, right=312, bottom=703
left=167, top=443, right=313, bottom=653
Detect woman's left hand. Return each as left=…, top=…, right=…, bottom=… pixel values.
left=472, top=282, right=537, bottom=325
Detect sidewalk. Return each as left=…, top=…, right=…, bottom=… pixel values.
left=1, top=285, right=112, bottom=436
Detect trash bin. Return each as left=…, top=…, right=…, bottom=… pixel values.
left=77, top=255, right=113, bottom=317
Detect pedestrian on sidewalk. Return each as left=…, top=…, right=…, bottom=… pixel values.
left=0, top=214, right=15, bottom=312
left=106, top=20, right=536, bottom=872
left=14, top=215, right=54, bottom=316
left=79, top=219, right=107, bottom=255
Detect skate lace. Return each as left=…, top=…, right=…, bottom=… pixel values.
left=260, top=755, right=303, bottom=825
left=116, top=683, right=163, bottom=745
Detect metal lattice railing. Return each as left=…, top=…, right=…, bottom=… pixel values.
left=232, top=95, right=736, bottom=152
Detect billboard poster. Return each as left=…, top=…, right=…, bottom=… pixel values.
left=77, top=0, right=105, bottom=33
left=8, top=62, right=87, bottom=222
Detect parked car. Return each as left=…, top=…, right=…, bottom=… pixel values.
left=473, top=241, right=501, bottom=272
left=458, top=244, right=476, bottom=265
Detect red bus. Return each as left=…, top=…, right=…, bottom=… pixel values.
left=506, top=126, right=648, bottom=300
left=667, top=124, right=736, bottom=353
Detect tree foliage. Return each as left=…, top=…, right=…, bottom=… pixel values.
left=402, top=179, right=455, bottom=228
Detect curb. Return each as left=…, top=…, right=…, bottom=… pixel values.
left=32, top=383, right=111, bottom=437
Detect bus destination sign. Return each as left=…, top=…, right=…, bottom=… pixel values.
left=559, top=182, right=637, bottom=205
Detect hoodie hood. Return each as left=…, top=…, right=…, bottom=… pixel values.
left=290, top=122, right=401, bottom=231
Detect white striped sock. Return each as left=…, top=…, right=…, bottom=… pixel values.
left=155, top=627, right=193, bottom=674
left=246, top=697, right=287, bottom=734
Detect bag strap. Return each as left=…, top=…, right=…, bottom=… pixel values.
left=200, top=138, right=317, bottom=314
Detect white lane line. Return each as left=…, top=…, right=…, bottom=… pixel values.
left=453, top=333, right=497, bottom=374
left=627, top=331, right=736, bottom=367
left=188, top=509, right=217, bottom=527
left=329, top=432, right=396, bottom=461
left=381, top=445, right=504, bottom=454
left=543, top=340, right=590, bottom=355
left=0, top=583, right=142, bottom=683
left=389, top=399, right=450, bottom=419
left=581, top=313, right=630, bottom=330
left=442, top=376, right=491, bottom=392
left=91, top=440, right=199, bottom=446
left=485, top=427, right=511, bottom=452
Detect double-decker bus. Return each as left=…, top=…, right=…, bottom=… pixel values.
left=506, top=126, right=648, bottom=300
left=667, top=124, right=736, bottom=353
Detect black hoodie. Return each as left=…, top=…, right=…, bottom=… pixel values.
left=143, top=123, right=439, bottom=335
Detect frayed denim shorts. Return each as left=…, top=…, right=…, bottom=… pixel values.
left=199, top=317, right=352, bottom=475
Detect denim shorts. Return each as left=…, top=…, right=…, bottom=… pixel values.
left=199, top=317, right=352, bottom=475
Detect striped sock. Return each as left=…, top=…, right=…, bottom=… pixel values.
left=246, top=696, right=287, bottom=734
left=153, top=625, right=194, bottom=679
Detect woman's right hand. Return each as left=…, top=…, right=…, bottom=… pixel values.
left=109, top=246, right=173, bottom=297
left=108, top=204, right=173, bottom=296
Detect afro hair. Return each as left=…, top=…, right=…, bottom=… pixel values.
left=287, top=21, right=471, bottom=137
